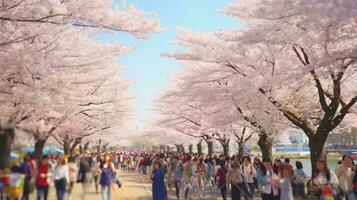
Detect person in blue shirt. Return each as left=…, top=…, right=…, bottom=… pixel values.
left=99, top=155, right=115, bottom=200
left=257, top=158, right=280, bottom=200
left=20, top=155, right=32, bottom=200
left=151, top=160, right=167, bottom=200
left=172, top=156, right=183, bottom=199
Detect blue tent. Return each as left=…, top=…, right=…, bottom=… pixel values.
left=10, top=152, right=19, bottom=160
left=26, top=146, right=64, bottom=155
left=43, top=147, right=64, bottom=155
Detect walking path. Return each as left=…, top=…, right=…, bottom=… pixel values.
left=29, top=170, right=262, bottom=199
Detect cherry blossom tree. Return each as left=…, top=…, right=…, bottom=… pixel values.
left=222, top=0, right=357, bottom=174
left=160, top=30, right=287, bottom=159
left=155, top=89, right=216, bottom=156
left=0, top=0, right=161, bottom=168
left=163, top=0, right=356, bottom=174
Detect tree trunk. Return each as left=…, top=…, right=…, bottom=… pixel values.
left=83, top=141, right=90, bottom=152
left=207, top=140, right=213, bottom=157
left=79, top=144, right=83, bottom=154
left=0, top=128, right=15, bottom=169
left=97, top=138, right=102, bottom=153
left=69, top=138, right=82, bottom=156
left=180, top=145, right=185, bottom=153
left=237, top=142, right=244, bottom=162
left=258, top=133, right=273, bottom=161
left=69, top=146, right=76, bottom=156
left=188, top=144, right=193, bottom=155
left=222, top=143, right=230, bottom=158
left=102, top=143, right=109, bottom=152
left=175, top=144, right=181, bottom=153
left=34, top=137, right=48, bottom=160
left=197, top=142, right=202, bottom=154
left=309, top=132, right=328, bottom=176
left=63, top=135, right=71, bottom=155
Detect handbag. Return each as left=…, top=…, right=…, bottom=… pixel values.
left=116, top=178, right=122, bottom=188
left=111, top=172, right=122, bottom=188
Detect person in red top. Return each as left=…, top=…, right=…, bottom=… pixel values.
left=273, top=159, right=281, bottom=176
left=284, top=158, right=293, bottom=172
left=36, top=155, right=49, bottom=200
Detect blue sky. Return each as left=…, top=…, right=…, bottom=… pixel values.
left=99, top=0, right=238, bottom=132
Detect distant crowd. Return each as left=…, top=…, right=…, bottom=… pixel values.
left=0, top=151, right=356, bottom=200
left=128, top=152, right=357, bottom=200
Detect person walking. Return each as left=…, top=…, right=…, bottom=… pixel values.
left=184, top=155, right=193, bottom=199
left=204, top=158, right=214, bottom=187
left=151, top=160, right=167, bottom=200
left=99, top=155, right=115, bottom=200
left=227, top=162, right=245, bottom=200
left=253, top=157, right=262, bottom=190
left=20, top=156, right=32, bottom=200
left=36, top=156, right=50, bottom=200
left=273, top=159, right=281, bottom=177
left=67, top=157, right=78, bottom=200
left=293, top=161, right=306, bottom=198
left=279, top=164, right=293, bottom=200
left=313, top=158, right=340, bottom=200
left=216, top=161, right=228, bottom=200
left=77, top=153, right=91, bottom=200
left=241, top=156, right=256, bottom=200
left=335, top=155, right=356, bottom=200
left=257, top=158, right=280, bottom=200
left=93, top=156, right=102, bottom=195
left=53, top=156, right=69, bottom=200
left=172, top=156, right=183, bottom=199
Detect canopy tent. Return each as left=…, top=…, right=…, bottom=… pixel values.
left=10, top=152, right=19, bottom=160
left=26, top=146, right=64, bottom=155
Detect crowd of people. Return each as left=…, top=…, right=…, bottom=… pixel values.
left=132, top=152, right=357, bottom=200
left=0, top=150, right=356, bottom=200
left=0, top=151, right=123, bottom=200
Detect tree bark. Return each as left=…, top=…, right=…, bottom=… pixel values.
left=237, top=142, right=244, bottom=161
left=216, top=137, right=230, bottom=158
left=63, top=135, right=71, bottom=155
left=0, top=128, right=15, bottom=169
left=258, top=133, right=273, bottom=161
left=188, top=144, right=193, bottom=155
left=34, top=136, right=48, bottom=160
left=97, top=138, right=102, bottom=153
left=207, top=140, right=213, bottom=157
left=309, top=132, right=328, bottom=176
left=197, top=142, right=202, bottom=154
left=180, top=145, right=185, bottom=153
left=102, top=142, right=109, bottom=152
left=69, top=137, right=82, bottom=156
left=222, top=143, right=230, bottom=158
left=79, top=144, right=83, bottom=154
left=83, top=141, right=90, bottom=152
left=175, top=144, right=181, bottom=153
